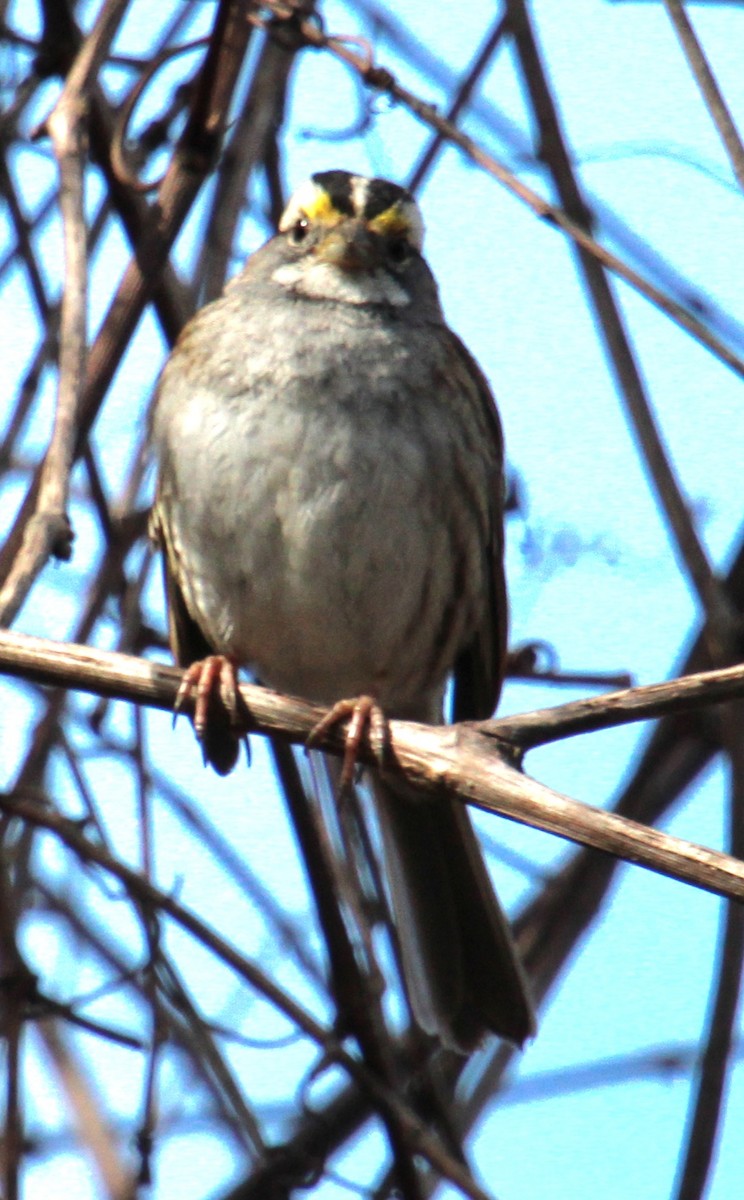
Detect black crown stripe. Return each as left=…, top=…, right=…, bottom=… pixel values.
left=311, top=170, right=355, bottom=216
left=310, top=171, right=413, bottom=221
left=363, top=178, right=412, bottom=220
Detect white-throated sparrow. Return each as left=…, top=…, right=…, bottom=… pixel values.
left=150, top=170, right=535, bottom=1052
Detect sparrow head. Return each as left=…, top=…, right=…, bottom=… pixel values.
left=266, top=170, right=435, bottom=309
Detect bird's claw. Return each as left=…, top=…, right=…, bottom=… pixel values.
left=306, top=694, right=388, bottom=790
left=173, top=655, right=246, bottom=744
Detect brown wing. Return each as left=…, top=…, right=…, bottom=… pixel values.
left=447, top=331, right=508, bottom=723
left=150, top=496, right=240, bottom=775
left=149, top=497, right=215, bottom=668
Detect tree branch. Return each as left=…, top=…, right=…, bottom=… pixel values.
left=485, top=662, right=744, bottom=749
left=0, top=793, right=492, bottom=1200
left=663, top=0, right=744, bottom=192
left=1, top=629, right=744, bottom=904
left=250, top=2, right=744, bottom=383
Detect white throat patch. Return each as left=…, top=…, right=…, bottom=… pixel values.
left=272, top=260, right=410, bottom=307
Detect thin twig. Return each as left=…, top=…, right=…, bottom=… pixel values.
left=663, top=0, right=744, bottom=191
left=503, top=0, right=733, bottom=645
left=0, top=794, right=492, bottom=1200
left=270, top=741, right=425, bottom=1200
left=673, top=700, right=744, bottom=1200
left=133, top=706, right=161, bottom=1189
left=196, top=18, right=301, bottom=301
left=37, top=1018, right=135, bottom=1199
left=0, top=0, right=253, bottom=600
left=0, top=88, right=87, bottom=624
left=154, top=770, right=325, bottom=985
left=154, top=958, right=267, bottom=1153
left=0, top=0, right=133, bottom=627
left=0, top=150, right=52, bottom=321
left=485, top=661, right=744, bottom=749
left=407, top=13, right=509, bottom=193
left=3, top=985, right=22, bottom=1200
left=251, top=2, right=744, bottom=382
left=38, top=873, right=266, bottom=1150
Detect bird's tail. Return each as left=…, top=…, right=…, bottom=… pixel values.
left=372, top=774, right=535, bottom=1053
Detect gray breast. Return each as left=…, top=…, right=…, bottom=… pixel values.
left=153, top=290, right=489, bottom=714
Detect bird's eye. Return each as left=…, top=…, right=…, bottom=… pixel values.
left=387, top=237, right=410, bottom=265
left=288, top=218, right=309, bottom=245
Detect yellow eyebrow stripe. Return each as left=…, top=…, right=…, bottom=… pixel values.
left=302, top=191, right=344, bottom=225
left=368, top=205, right=411, bottom=239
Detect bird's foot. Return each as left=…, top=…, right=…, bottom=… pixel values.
left=174, top=655, right=250, bottom=774
left=306, top=695, right=389, bottom=790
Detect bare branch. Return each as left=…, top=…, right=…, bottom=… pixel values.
left=663, top=0, right=744, bottom=191
left=504, top=0, right=733, bottom=641
left=37, top=1019, right=135, bottom=1200
left=0, top=91, right=87, bottom=623
left=196, top=20, right=302, bottom=301
left=0, top=0, right=134, bottom=627
left=486, top=661, right=744, bottom=749
left=407, top=13, right=509, bottom=193
left=252, top=2, right=744, bottom=382
left=0, top=794, right=493, bottom=1200
left=2, top=629, right=744, bottom=903
left=0, top=0, right=254, bottom=604
left=673, top=701, right=744, bottom=1200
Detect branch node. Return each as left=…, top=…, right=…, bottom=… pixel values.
left=50, top=512, right=74, bottom=561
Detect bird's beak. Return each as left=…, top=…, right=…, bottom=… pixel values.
left=315, top=220, right=380, bottom=272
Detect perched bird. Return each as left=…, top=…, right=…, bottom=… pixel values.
left=150, top=169, right=535, bottom=1052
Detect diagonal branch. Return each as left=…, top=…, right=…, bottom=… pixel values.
left=269, top=740, right=427, bottom=1200
left=407, top=12, right=509, bottom=193
left=251, top=1, right=744, bottom=382
left=0, top=91, right=87, bottom=624
left=484, top=662, right=744, bottom=749
left=663, top=0, right=744, bottom=191
left=37, top=1018, right=134, bottom=1200
left=0, top=793, right=492, bottom=1200
left=503, top=0, right=732, bottom=640
left=0, top=0, right=135, bottom=627
left=0, top=0, right=254, bottom=615
left=196, top=19, right=302, bottom=301
left=673, top=700, right=744, bottom=1200
left=2, top=629, right=744, bottom=903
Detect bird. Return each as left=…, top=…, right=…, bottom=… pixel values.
left=149, top=169, right=535, bottom=1052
